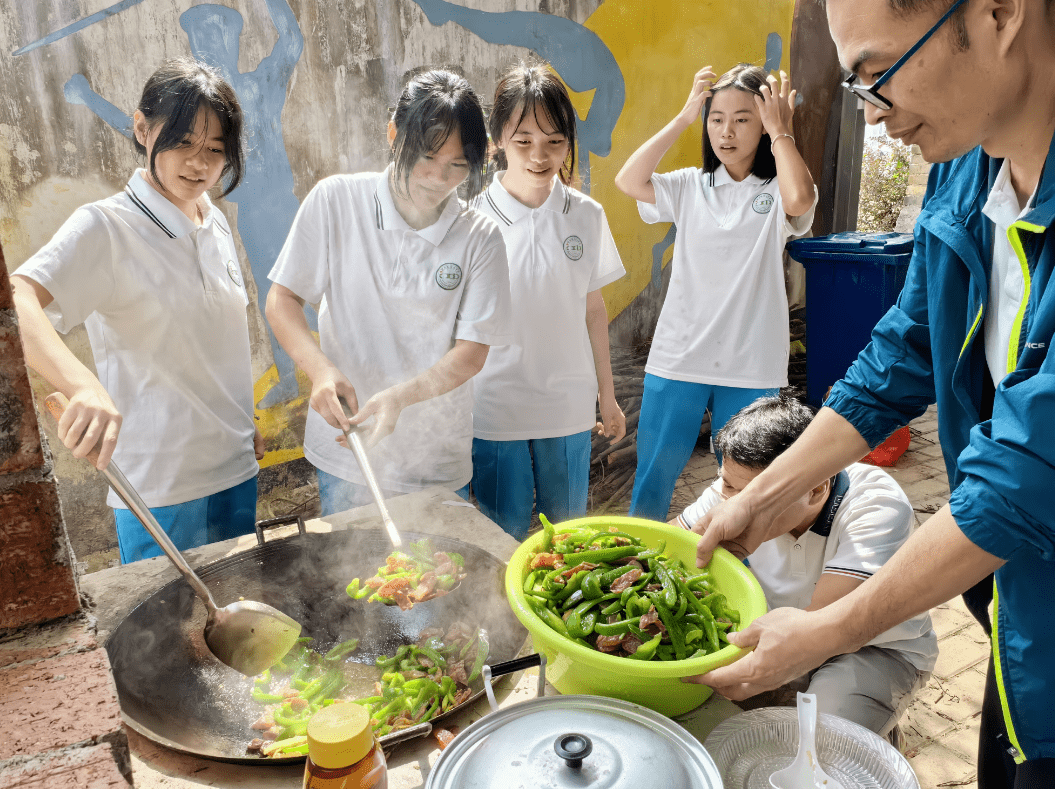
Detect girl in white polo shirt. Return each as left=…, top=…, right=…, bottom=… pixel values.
left=266, top=71, right=511, bottom=515
left=615, top=63, right=818, bottom=521
left=470, top=62, right=626, bottom=540
left=13, top=59, right=263, bottom=564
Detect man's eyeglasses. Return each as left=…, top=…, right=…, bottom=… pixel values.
left=841, top=0, right=970, bottom=110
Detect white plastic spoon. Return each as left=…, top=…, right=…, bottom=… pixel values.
left=770, top=692, right=846, bottom=789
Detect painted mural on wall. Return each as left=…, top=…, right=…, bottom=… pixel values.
left=20, top=0, right=312, bottom=416
left=0, top=0, right=793, bottom=557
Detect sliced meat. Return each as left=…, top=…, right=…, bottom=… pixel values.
left=261, top=726, right=282, bottom=742
left=393, top=588, right=414, bottom=611
left=288, top=697, right=309, bottom=713
left=378, top=575, right=412, bottom=599
left=529, top=553, right=563, bottom=569
left=560, top=562, right=599, bottom=579
left=610, top=568, right=643, bottom=593
left=617, top=558, right=644, bottom=570
left=365, top=575, right=386, bottom=589
left=596, top=633, right=629, bottom=653
left=410, top=571, right=438, bottom=601
left=419, top=627, right=445, bottom=643
left=623, top=635, right=644, bottom=655
left=432, top=551, right=456, bottom=576
left=639, top=605, right=665, bottom=634
left=448, top=660, right=469, bottom=686
left=251, top=713, right=275, bottom=731
left=454, top=687, right=472, bottom=705
left=247, top=738, right=265, bottom=752
left=445, top=622, right=476, bottom=643
left=613, top=536, right=632, bottom=546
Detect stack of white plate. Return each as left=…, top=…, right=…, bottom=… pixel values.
left=704, top=708, right=921, bottom=789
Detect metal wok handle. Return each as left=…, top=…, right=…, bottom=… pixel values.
left=43, top=393, right=219, bottom=614
left=482, top=653, right=547, bottom=713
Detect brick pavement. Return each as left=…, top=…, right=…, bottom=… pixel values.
left=670, top=405, right=988, bottom=787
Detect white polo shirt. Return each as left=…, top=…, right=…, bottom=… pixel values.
left=680, top=463, right=938, bottom=672
left=983, top=159, right=1037, bottom=385
left=269, top=168, right=512, bottom=492
left=639, top=166, right=817, bottom=388
left=471, top=174, right=626, bottom=440
left=17, top=170, right=258, bottom=509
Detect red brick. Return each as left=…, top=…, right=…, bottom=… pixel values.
left=0, top=649, right=123, bottom=760
left=0, top=742, right=131, bottom=788
left=0, top=321, right=45, bottom=474
left=0, top=482, right=80, bottom=628
left=0, top=614, right=99, bottom=670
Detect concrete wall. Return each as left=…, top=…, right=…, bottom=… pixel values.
left=1, top=0, right=795, bottom=563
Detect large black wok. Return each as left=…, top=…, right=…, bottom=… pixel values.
left=105, top=526, right=528, bottom=764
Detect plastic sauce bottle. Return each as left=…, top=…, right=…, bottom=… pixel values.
left=303, top=704, right=387, bottom=789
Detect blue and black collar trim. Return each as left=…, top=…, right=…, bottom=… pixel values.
left=809, top=470, right=850, bottom=538
left=125, top=186, right=175, bottom=238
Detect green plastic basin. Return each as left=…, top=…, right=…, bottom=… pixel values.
left=505, top=515, right=767, bottom=716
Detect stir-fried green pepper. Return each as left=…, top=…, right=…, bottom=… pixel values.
left=521, top=525, right=742, bottom=663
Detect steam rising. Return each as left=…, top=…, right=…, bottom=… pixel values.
left=105, top=524, right=527, bottom=761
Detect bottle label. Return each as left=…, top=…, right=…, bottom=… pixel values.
left=303, top=751, right=387, bottom=789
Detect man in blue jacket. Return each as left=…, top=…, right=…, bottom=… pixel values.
left=684, top=0, right=1055, bottom=785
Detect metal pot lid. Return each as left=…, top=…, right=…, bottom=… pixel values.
left=426, top=694, right=723, bottom=789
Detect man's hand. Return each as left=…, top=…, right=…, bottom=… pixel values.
left=684, top=607, right=842, bottom=699
left=692, top=492, right=782, bottom=567
left=253, top=428, right=265, bottom=461
left=59, top=386, right=122, bottom=470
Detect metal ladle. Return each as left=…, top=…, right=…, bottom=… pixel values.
left=45, top=393, right=302, bottom=677
left=337, top=397, right=402, bottom=547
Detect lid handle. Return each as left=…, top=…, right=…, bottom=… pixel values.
left=553, top=733, right=593, bottom=769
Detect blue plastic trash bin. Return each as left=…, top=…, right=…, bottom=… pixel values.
left=786, top=232, right=914, bottom=407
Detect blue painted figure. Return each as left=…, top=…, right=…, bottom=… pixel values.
left=181, top=0, right=308, bottom=407
left=410, top=0, right=624, bottom=191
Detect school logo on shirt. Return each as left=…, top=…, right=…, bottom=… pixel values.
left=435, top=263, right=463, bottom=290
left=752, top=193, right=775, bottom=214
left=226, top=260, right=242, bottom=285
left=563, top=235, right=584, bottom=260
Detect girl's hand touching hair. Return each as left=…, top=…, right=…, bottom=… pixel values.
left=754, top=70, right=798, bottom=140
left=676, top=67, right=718, bottom=126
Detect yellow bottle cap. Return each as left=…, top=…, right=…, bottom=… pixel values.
left=306, top=704, right=374, bottom=769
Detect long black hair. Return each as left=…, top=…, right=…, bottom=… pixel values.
left=390, top=70, right=489, bottom=201
left=489, top=60, right=577, bottom=185
left=134, top=58, right=244, bottom=196
left=701, top=63, right=776, bottom=182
